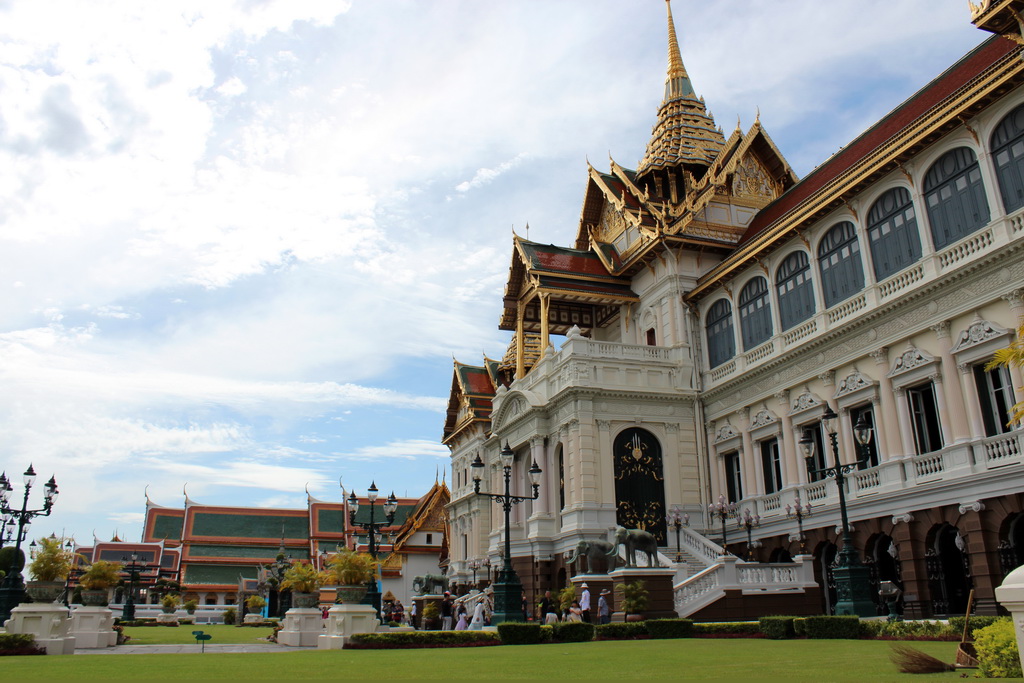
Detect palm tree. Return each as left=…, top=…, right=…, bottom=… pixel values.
left=986, top=322, right=1024, bottom=426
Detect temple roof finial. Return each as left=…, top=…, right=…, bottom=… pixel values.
left=663, top=0, right=694, bottom=101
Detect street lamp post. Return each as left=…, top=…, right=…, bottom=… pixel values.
left=470, top=442, right=541, bottom=624
left=121, top=553, right=143, bottom=622
left=468, top=559, right=480, bottom=588
left=708, top=495, right=737, bottom=554
left=0, top=466, right=59, bottom=623
left=799, top=406, right=875, bottom=617
left=347, top=483, right=397, bottom=621
left=785, top=496, right=813, bottom=554
left=665, top=506, right=689, bottom=563
left=738, top=509, right=761, bottom=561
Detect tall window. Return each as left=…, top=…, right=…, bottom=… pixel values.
left=646, top=328, right=657, bottom=346
left=907, top=383, right=943, bottom=454
left=705, top=298, right=735, bottom=368
left=739, top=277, right=772, bottom=351
left=818, top=221, right=865, bottom=307
left=992, top=103, right=1024, bottom=213
left=867, top=187, right=922, bottom=280
left=760, top=438, right=783, bottom=495
left=850, top=404, right=879, bottom=468
left=924, top=147, right=990, bottom=250
left=724, top=451, right=742, bottom=502
left=974, top=364, right=1016, bottom=436
left=776, top=251, right=815, bottom=330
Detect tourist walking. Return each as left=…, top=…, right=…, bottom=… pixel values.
left=598, top=589, right=611, bottom=625
left=469, top=600, right=485, bottom=630
left=579, top=583, right=591, bottom=623
left=440, top=592, right=454, bottom=630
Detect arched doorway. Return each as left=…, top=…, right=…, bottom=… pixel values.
left=927, top=524, right=972, bottom=616
left=612, top=428, right=667, bottom=543
left=865, top=534, right=902, bottom=616
left=814, top=541, right=838, bottom=615
left=1000, top=513, right=1024, bottom=579
left=769, top=547, right=793, bottom=563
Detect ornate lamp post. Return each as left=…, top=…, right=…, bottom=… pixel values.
left=347, top=483, right=398, bottom=621
left=799, top=406, right=875, bottom=616
left=665, top=506, right=689, bottom=563
left=738, top=509, right=761, bottom=561
left=470, top=442, right=541, bottom=624
left=0, top=466, right=59, bottom=623
left=121, top=552, right=143, bottom=621
left=708, top=495, right=737, bottom=554
left=785, top=496, right=813, bottom=553
left=468, top=559, right=481, bottom=588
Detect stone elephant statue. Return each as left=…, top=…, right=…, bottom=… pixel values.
left=412, top=574, right=448, bottom=596
left=612, top=526, right=662, bottom=568
left=564, top=539, right=617, bottom=574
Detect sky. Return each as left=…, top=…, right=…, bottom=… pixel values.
left=0, top=0, right=987, bottom=545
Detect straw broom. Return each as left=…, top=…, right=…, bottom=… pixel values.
left=890, top=644, right=956, bottom=674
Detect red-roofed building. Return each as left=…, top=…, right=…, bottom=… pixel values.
left=445, top=1, right=1024, bottom=621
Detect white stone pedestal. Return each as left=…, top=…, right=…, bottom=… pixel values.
left=277, top=607, right=324, bottom=647
left=156, top=612, right=179, bottom=624
left=3, top=603, right=76, bottom=655
left=69, top=606, right=118, bottom=649
left=317, top=604, right=379, bottom=650
left=243, top=613, right=264, bottom=624
left=994, top=565, right=1024, bottom=674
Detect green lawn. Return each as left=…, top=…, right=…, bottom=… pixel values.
left=121, top=624, right=276, bottom=645
left=1, top=639, right=973, bottom=681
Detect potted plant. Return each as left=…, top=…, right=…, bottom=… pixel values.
left=320, top=549, right=378, bottom=604
left=558, top=585, right=576, bottom=616
left=421, top=601, right=440, bottom=630
left=244, top=595, right=266, bottom=624
left=183, top=598, right=198, bottom=615
left=161, top=593, right=181, bottom=614
left=79, top=560, right=122, bottom=606
left=621, top=580, right=649, bottom=622
left=26, top=537, right=74, bottom=602
left=280, top=561, right=323, bottom=609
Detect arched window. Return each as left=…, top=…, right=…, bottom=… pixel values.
left=867, top=187, right=921, bottom=280
left=775, top=251, right=815, bottom=330
left=705, top=298, right=735, bottom=368
left=818, top=221, right=865, bottom=307
left=992, top=103, right=1024, bottom=213
left=924, top=147, right=990, bottom=249
left=738, top=277, right=772, bottom=351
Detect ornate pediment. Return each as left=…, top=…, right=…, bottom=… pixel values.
left=889, top=345, right=936, bottom=377
left=834, top=369, right=876, bottom=399
left=790, top=388, right=821, bottom=414
left=595, top=199, right=628, bottom=243
left=731, top=153, right=778, bottom=204
left=714, top=423, right=739, bottom=442
left=750, top=407, right=777, bottom=429
left=951, top=318, right=1010, bottom=354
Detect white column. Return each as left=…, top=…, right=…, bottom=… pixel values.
left=932, top=321, right=971, bottom=442
left=739, top=409, right=761, bottom=498
left=871, top=347, right=903, bottom=459
left=959, top=362, right=987, bottom=439
left=838, top=406, right=857, bottom=466
left=775, top=390, right=802, bottom=485
left=894, top=387, right=917, bottom=456
left=932, top=372, right=954, bottom=447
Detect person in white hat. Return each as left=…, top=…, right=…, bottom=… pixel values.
left=579, top=582, right=591, bottom=623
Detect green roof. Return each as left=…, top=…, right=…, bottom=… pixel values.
left=190, top=512, right=308, bottom=540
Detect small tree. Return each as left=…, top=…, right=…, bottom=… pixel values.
left=27, top=537, right=74, bottom=582
left=621, top=580, right=649, bottom=618
left=161, top=593, right=181, bottom=614
left=245, top=595, right=266, bottom=612
left=183, top=599, right=198, bottom=614
left=320, top=549, right=377, bottom=586
left=280, top=561, right=322, bottom=593
left=558, top=586, right=577, bottom=614
left=79, top=561, right=122, bottom=590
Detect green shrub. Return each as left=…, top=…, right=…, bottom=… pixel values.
left=860, top=619, right=955, bottom=640
left=539, top=625, right=554, bottom=643
left=794, top=618, right=807, bottom=637
left=552, top=621, right=594, bottom=642
left=347, top=631, right=500, bottom=649
left=693, top=621, right=761, bottom=636
left=950, top=616, right=1003, bottom=641
left=0, top=547, right=26, bottom=575
left=759, top=616, right=797, bottom=639
left=804, top=615, right=861, bottom=639
left=497, top=622, right=542, bottom=645
left=645, top=619, right=694, bottom=639
left=595, top=622, right=648, bottom=639
left=975, top=618, right=1022, bottom=679
left=222, top=607, right=237, bottom=625
left=0, top=633, right=45, bottom=656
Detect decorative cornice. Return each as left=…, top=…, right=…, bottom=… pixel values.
left=888, top=344, right=936, bottom=378
left=834, top=369, right=877, bottom=399
left=950, top=317, right=1010, bottom=354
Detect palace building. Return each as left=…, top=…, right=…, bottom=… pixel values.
left=444, top=0, right=1024, bottom=619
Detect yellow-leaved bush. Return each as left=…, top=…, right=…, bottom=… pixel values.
left=975, top=618, right=1022, bottom=679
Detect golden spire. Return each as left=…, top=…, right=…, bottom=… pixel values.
left=664, top=0, right=693, bottom=100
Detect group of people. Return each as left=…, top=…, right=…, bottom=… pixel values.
left=441, top=591, right=488, bottom=630
left=381, top=599, right=406, bottom=625
left=537, top=584, right=613, bottom=625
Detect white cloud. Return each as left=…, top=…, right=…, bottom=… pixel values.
left=455, top=154, right=529, bottom=193
left=335, top=439, right=451, bottom=462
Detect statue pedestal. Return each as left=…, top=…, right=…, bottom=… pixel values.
left=571, top=574, right=612, bottom=621
left=243, top=613, right=264, bottom=624
left=4, top=603, right=76, bottom=654
left=277, top=607, right=323, bottom=647
left=69, top=605, right=117, bottom=649
left=608, top=567, right=677, bottom=622
left=317, top=603, right=379, bottom=649
left=156, top=612, right=178, bottom=625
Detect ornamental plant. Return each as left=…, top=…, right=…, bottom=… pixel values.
left=974, top=618, right=1022, bottom=679
left=160, top=593, right=181, bottom=613
left=558, top=585, right=576, bottom=613
left=320, top=549, right=377, bottom=586
left=621, top=580, right=649, bottom=616
left=246, top=595, right=266, bottom=612
left=280, top=561, right=322, bottom=593
left=79, top=560, right=122, bottom=590
left=27, top=536, right=74, bottom=582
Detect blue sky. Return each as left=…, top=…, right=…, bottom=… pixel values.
left=0, top=1, right=985, bottom=544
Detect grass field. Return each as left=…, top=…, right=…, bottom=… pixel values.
left=120, top=624, right=276, bottom=645
left=1, top=638, right=970, bottom=681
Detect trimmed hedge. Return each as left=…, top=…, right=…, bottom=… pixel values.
left=497, top=622, right=542, bottom=645
left=645, top=619, right=693, bottom=639
left=0, top=633, right=45, bottom=656
left=949, top=615, right=1002, bottom=641
left=595, top=622, right=648, bottom=640
left=803, top=615, right=861, bottom=639
left=539, top=625, right=553, bottom=643
left=860, top=619, right=955, bottom=640
left=347, top=631, right=500, bottom=649
left=759, top=616, right=797, bottom=640
left=693, top=622, right=761, bottom=636
left=552, top=622, right=594, bottom=642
